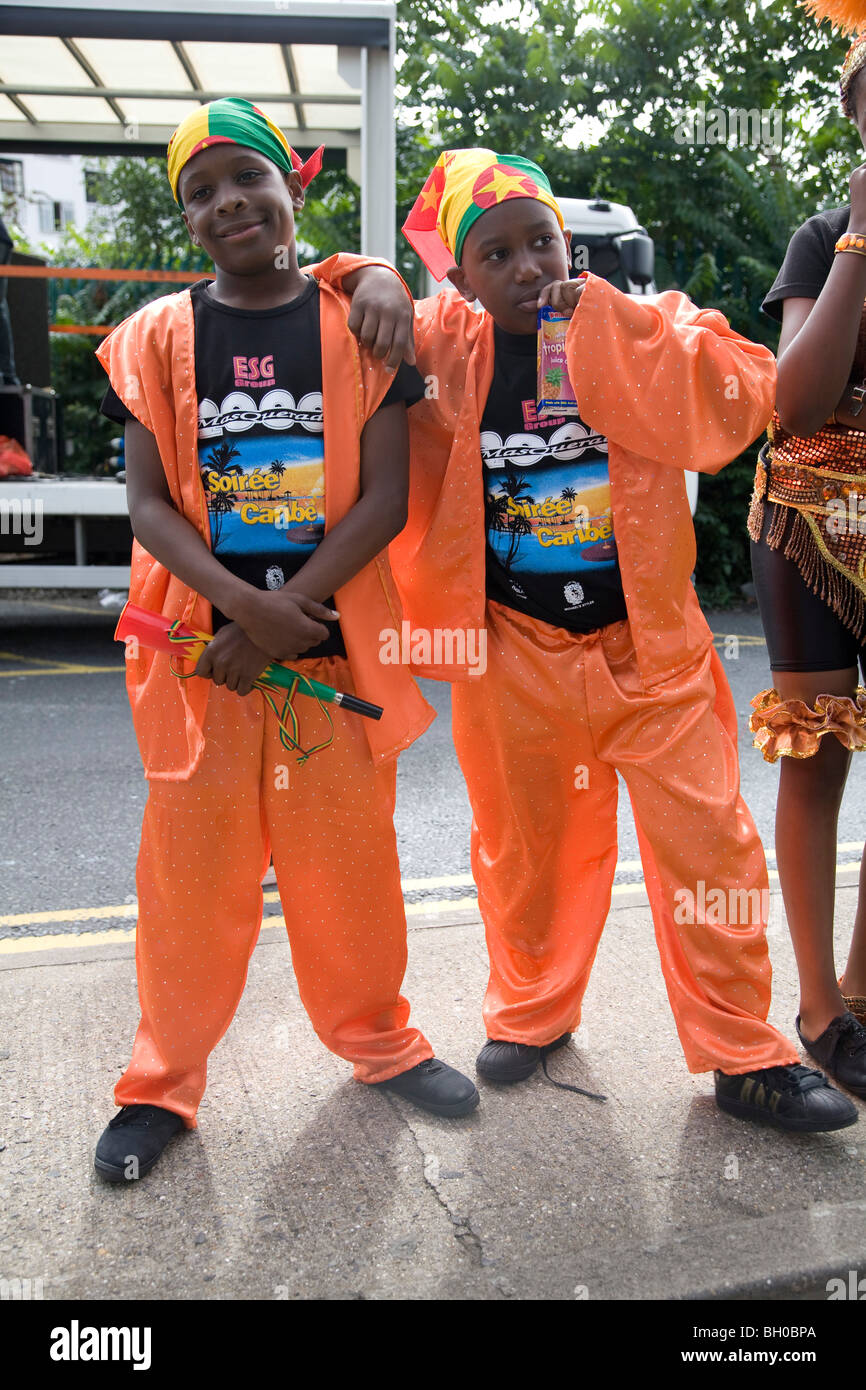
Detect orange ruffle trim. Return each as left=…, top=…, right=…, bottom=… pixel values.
left=749, top=687, right=866, bottom=763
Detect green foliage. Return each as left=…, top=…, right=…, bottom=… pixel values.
left=19, top=158, right=212, bottom=474
left=393, top=0, right=865, bottom=605
left=19, top=0, right=866, bottom=598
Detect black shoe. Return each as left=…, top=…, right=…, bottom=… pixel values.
left=796, top=1011, right=866, bottom=1099
left=714, top=1064, right=858, bottom=1132
left=94, top=1104, right=185, bottom=1182
left=373, top=1058, right=479, bottom=1117
left=476, top=1033, right=572, bottom=1084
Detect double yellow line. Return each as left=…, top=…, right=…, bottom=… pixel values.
left=6, top=850, right=864, bottom=958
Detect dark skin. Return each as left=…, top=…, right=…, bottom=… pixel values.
left=445, top=198, right=578, bottom=330
left=342, top=198, right=584, bottom=364
left=764, top=67, right=866, bottom=1036
left=125, top=141, right=409, bottom=696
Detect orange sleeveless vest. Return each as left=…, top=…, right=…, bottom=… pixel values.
left=96, top=257, right=434, bottom=780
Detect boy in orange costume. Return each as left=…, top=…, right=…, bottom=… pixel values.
left=341, top=148, right=859, bottom=1132
left=92, top=101, right=478, bottom=1183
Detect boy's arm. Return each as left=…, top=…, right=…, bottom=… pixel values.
left=124, top=419, right=337, bottom=690
left=310, top=254, right=417, bottom=370
left=542, top=275, right=777, bottom=473
left=280, top=401, right=409, bottom=605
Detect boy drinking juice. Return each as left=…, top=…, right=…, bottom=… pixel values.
left=338, top=148, right=859, bottom=1132
left=93, top=101, right=478, bottom=1183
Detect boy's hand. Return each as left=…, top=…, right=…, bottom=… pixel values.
left=537, top=277, right=587, bottom=318
left=193, top=623, right=272, bottom=696
left=234, top=588, right=337, bottom=662
left=345, top=265, right=416, bottom=370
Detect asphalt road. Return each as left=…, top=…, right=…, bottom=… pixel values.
left=1, top=593, right=864, bottom=931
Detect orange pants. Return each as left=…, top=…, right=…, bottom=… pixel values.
left=450, top=603, right=799, bottom=1075
left=116, top=657, right=432, bottom=1127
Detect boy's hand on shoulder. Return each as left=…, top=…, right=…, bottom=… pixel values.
left=234, top=588, right=336, bottom=662
left=345, top=265, right=416, bottom=370
left=537, top=277, right=587, bottom=318
left=193, top=623, right=272, bottom=697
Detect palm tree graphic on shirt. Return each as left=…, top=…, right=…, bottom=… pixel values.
left=203, top=440, right=240, bottom=550
left=490, top=462, right=534, bottom=572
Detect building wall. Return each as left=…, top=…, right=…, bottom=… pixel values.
left=0, top=153, right=102, bottom=251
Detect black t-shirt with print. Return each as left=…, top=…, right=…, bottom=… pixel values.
left=762, top=205, right=851, bottom=321
left=480, top=323, right=627, bottom=633
left=101, top=277, right=424, bottom=658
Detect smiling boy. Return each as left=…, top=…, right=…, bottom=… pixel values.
left=92, top=102, right=479, bottom=1183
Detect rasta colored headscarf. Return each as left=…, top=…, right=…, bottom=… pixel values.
left=402, top=148, right=564, bottom=281
left=167, top=97, right=324, bottom=207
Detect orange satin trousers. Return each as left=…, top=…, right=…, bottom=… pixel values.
left=115, top=658, right=432, bottom=1127
left=450, top=602, right=798, bottom=1075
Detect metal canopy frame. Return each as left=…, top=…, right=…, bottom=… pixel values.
left=0, top=0, right=396, bottom=257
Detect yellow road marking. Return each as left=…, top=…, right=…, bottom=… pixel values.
left=6, top=855, right=864, bottom=944
left=8, top=852, right=865, bottom=931
left=1, top=904, right=139, bottom=927
left=0, top=899, right=487, bottom=956
left=0, top=665, right=125, bottom=677
left=0, top=648, right=81, bottom=668
left=0, top=926, right=138, bottom=954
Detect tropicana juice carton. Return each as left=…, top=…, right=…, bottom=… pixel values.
left=537, top=306, right=580, bottom=418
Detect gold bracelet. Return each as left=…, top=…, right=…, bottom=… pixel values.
left=835, top=232, right=866, bottom=257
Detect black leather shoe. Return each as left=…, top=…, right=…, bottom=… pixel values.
left=714, top=1064, right=857, bottom=1132
left=796, top=1011, right=866, bottom=1099
left=94, top=1104, right=185, bottom=1182
left=476, top=1033, right=572, bottom=1083
left=373, top=1058, right=479, bottom=1116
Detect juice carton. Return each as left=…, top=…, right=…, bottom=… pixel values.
left=537, top=306, right=580, bottom=418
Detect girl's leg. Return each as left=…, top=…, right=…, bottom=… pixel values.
left=751, top=517, right=865, bottom=1039
left=841, top=645, right=866, bottom=1001
left=773, top=668, right=856, bottom=1041
left=840, top=845, right=866, bottom=998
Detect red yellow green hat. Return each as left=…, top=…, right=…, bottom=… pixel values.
left=402, top=148, right=564, bottom=281
left=167, top=97, right=323, bottom=207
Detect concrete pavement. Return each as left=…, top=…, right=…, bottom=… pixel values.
left=2, top=883, right=865, bottom=1302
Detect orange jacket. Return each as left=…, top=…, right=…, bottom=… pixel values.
left=386, top=275, right=776, bottom=687
left=97, top=257, right=434, bottom=780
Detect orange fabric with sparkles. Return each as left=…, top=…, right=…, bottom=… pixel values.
left=95, top=256, right=434, bottom=780
left=116, top=670, right=433, bottom=1125
left=390, top=276, right=777, bottom=686
left=98, top=256, right=437, bottom=1112
left=387, top=274, right=793, bottom=1070
left=451, top=604, right=797, bottom=1072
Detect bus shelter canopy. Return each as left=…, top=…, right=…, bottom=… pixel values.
left=0, top=0, right=396, bottom=255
